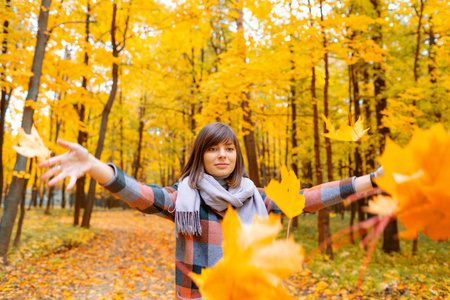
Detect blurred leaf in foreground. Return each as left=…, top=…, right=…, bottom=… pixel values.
left=190, top=207, right=304, bottom=300
left=376, top=123, right=450, bottom=241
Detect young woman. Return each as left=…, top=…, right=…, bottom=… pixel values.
left=39, top=122, right=381, bottom=300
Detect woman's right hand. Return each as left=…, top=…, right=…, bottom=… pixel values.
left=39, top=139, right=93, bottom=191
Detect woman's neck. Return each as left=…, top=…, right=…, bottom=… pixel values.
left=213, top=175, right=229, bottom=190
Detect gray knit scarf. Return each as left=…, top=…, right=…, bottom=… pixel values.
left=175, top=174, right=268, bottom=236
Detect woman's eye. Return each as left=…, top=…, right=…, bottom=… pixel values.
left=227, top=148, right=235, bottom=151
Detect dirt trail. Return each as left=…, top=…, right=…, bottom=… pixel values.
left=3, top=210, right=176, bottom=299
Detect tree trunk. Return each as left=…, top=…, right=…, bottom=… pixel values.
left=82, top=1, right=129, bottom=228
left=13, top=159, right=33, bottom=248
left=351, top=64, right=366, bottom=233
left=320, top=0, right=333, bottom=183
left=61, top=178, right=66, bottom=208
left=289, top=35, right=298, bottom=229
left=132, top=95, right=146, bottom=180
left=409, top=0, right=425, bottom=253
left=319, top=1, right=334, bottom=257
left=0, top=0, right=12, bottom=207
left=236, top=1, right=260, bottom=186
left=312, top=65, right=332, bottom=258
left=369, top=0, right=399, bottom=254
left=119, top=92, right=125, bottom=171
left=428, top=23, right=437, bottom=85
left=74, top=0, right=91, bottom=226
left=0, top=0, right=52, bottom=264
left=308, top=0, right=332, bottom=259
left=413, top=0, right=424, bottom=83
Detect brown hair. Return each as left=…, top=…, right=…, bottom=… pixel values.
left=180, top=122, right=246, bottom=189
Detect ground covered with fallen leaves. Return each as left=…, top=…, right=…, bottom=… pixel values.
left=0, top=209, right=176, bottom=299
left=0, top=209, right=449, bottom=299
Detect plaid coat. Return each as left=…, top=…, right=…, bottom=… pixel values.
left=102, top=164, right=356, bottom=299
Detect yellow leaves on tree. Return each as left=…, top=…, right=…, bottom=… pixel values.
left=190, top=207, right=304, bottom=300
left=376, top=124, right=450, bottom=241
left=322, top=115, right=370, bottom=142
left=12, top=125, right=51, bottom=162
left=264, top=165, right=305, bottom=219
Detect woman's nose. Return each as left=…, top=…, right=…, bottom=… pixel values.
left=218, top=148, right=226, bottom=157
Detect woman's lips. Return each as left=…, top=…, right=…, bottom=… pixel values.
left=215, top=163, right=229, bottom=167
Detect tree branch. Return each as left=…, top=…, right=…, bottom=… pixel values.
left=48, top=21, right=91, bottom=35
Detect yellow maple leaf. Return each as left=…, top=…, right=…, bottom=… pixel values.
left=190, top=208, right=304, bottom=300
left=322, top=115, right=370, bottom=142
left=264, top=166, right=305, bottom=219
left=12, top=125, right=51, bottom=162
left=376, top=123, right=450, bottom=241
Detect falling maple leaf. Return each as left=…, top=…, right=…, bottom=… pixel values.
left=322, top=115, right=370, bottom=142
left=12, top=125, right=51, bottom=162
left=376, top=123, right=450, bottom=241
left=190, top=207, right=304, bottom=300
left=264, top=165, right=305, bottom=219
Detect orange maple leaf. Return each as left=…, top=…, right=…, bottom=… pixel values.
left=264, top=166, right=305, bottom=219
left=190, top=207, right=304, bottom=300
left=376, top=123, right=450, bottom=241
left=322, top=115, right=370, bottom=142
left=12, top=125, right=51, bottom=162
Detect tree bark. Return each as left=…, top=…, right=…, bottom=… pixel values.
left=132, top=95, right=146, bottom=180
left=13, top=159, right=33, bottom=248
left=0, top=0, right=52, bottom=264
left=320, top=0, right=333, bottom=183
left=0, top=0, right=12, bottom=207
left=307, top=0, right=332, bottom=259
left=82, top=1, right=130, bottom=228
left=74, top=1, right=90, bottom=226
left=312, top=65, right=332, bottom=258
left=319, top=0, right=334, bottom=258
left=369, top=0, right=400, bottom=254
left=413, top=0, right=424, bottom=83
left=236, top=0, right=260, bottom=186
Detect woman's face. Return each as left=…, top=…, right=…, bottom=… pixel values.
left=203, top=142, right=237, bottom=178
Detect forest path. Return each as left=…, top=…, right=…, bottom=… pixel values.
left=4, top=210, right=176, bottom=299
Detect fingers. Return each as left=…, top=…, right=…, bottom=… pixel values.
left=57, top=139, right=82, bottom=152
left=48, top=171, right=69, bottom=187
left=67, top=176, right=77, bottom=191
left=375, top=166, right=384, bottom=177
left=38, top=140, right=83, bottom=169
left=40, top=165, right=62, bottom=182
left=38, top=155, right=64, bottom=169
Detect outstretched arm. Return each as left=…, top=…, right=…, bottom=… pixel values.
left=354, top=167, right=383, bottom=194
left=39, top=139, right=115, bottom=190
left=261, top=167, right=383, bottom=214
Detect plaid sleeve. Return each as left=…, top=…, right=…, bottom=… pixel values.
left=257, top=188, right=283, bottom=214
left=101, top=163, right=177, bottom=221
left=258, top=177, right=356, bottom=215
left=301, top=176, right=356, bottom=213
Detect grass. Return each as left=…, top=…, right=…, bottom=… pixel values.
left=283, top=213, right=450, bottom=299
left=0, top=207, right=96, bottom=271
left=0, top=207, right=448, bottom=298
